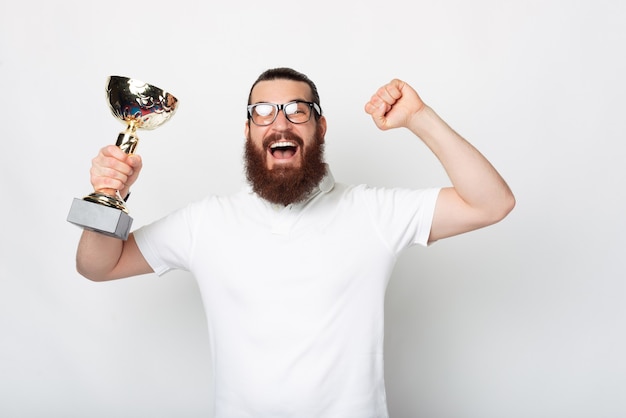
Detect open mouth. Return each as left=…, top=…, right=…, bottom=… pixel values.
left=269, top=140, right=299, bottom=159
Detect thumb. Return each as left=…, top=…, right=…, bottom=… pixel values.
left=365, top=99, right=392, bottom=130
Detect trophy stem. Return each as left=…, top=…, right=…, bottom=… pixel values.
left=116, top=120, right=139, bottom=154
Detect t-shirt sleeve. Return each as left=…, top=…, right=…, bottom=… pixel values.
left=133, top=203, right=196, bottom=276
left=360, top=186, right=441, bottom=254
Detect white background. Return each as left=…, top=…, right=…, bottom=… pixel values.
left=1, top=0, right=625, bottom=416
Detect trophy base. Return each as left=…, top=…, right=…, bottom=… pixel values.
left=67, top=198, right=133, bottom=240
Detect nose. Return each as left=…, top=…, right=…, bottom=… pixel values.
left=271, top=108, right=291, bottom=129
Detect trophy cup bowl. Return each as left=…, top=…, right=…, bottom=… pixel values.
left=67, top=76, right=178, bottom=240
left=106, top=76, right=178, bottom=132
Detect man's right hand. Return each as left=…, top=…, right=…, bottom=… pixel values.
left=77, top=146, right=152, bottom=282
left=90, top=145, right=143, bottom=199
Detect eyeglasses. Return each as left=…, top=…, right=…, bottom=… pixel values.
left=247, top=100, right=322, bottom=126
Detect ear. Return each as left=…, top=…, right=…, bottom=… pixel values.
left=318, top=116, right=327, bottom=142
left=244, top=120, right=250, bottom=138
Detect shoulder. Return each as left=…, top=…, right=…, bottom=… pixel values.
left=186, top=189, right=253, bottom=209
left=332, top=182, right=439, bottom=205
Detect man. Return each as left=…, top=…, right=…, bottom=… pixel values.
left=76, top=67, right=514, bottom=417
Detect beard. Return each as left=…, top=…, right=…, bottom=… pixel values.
left=244, top=124, right=327, bottom=206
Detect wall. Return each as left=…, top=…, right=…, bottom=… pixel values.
left=1, top=0, right=625, bottom=416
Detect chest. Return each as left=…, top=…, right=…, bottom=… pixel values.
left=188, top=202, right=396, bottom=316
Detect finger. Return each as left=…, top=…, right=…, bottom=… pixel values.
left=93, top=153, right=134, bottom=177
left=364, top=81, right=402, bottom=116
left=90, top=163, right=130, bottom=191
left=125, top=155, right=143, bottom=186
left=365, top=95, right=391, bottom=116
left=376, top=79, right=405, bottom=106
left=90, top=149, right=137, bottom=194
left=100, top=144, right=127, bottom=159
left=127, top=154, right=142, bottom=171
left=364, top=100, right=392, bottom=131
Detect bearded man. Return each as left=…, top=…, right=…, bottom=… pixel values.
left=75, top=67, right=514, bottom=417
left=243, top=70, right=327, bottom=206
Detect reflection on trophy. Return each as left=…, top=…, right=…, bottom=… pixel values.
left=67, top=76, right=179, bottom=240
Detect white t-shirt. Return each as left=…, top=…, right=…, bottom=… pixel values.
left=134, top=171, right=440, bottom=418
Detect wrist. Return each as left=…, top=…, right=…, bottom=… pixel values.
left=408, top=106, right=448, bottom=140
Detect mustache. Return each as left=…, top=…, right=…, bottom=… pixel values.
left=262, top=131, right=305, bottom=149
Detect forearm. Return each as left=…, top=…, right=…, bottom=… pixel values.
left=408, top=106, right=515, bottom=218
left=76, top=230, right=125, bottom=281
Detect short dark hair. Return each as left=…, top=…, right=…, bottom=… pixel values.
left=247, top=67, right=322, bottom=119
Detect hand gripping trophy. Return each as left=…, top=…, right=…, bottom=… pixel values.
left=67, top=76, right=179, bottom=240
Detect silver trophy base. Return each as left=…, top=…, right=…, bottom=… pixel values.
left=67, top=198, right=133, bottom=240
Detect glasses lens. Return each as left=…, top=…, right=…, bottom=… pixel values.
left=285, top=101, right=311, bottom=124
left=250, top=104, right=277, bottom=125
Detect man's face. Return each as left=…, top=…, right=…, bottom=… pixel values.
left=244, top=79, right=328, bottom=206
left=245, top=79, right=326, bottom=170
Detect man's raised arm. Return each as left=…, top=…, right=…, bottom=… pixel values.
left=365, top=79, right=515, bottom=243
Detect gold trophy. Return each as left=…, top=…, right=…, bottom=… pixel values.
left=67, top=76, right=179, bottom=240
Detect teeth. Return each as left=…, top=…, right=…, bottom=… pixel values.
left=270, top=141, right=296, bottom=149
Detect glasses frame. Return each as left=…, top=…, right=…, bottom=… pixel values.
left=247, top=100, right=322, bottom=126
